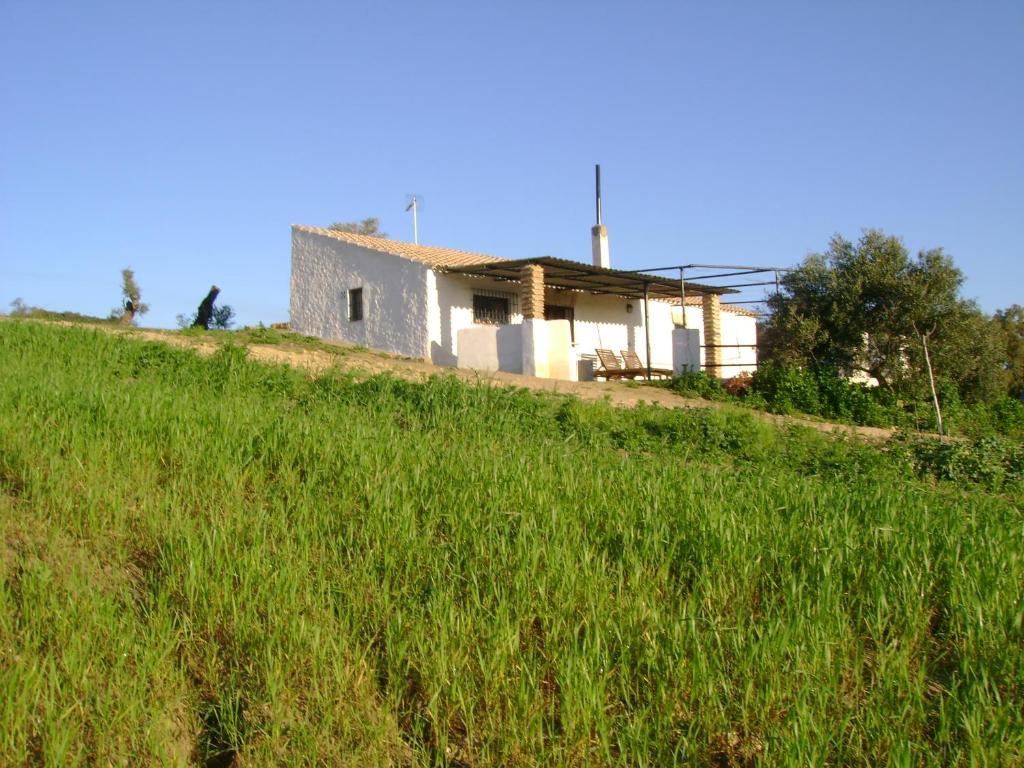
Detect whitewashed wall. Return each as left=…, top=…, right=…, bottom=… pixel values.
left=718, top=311, right=758, bottom=376
left=641, top=299, right=676, bottom=369
left=456, top=325, right=524, bottom=373
left=569, top=296, right=756, bottom=375
left=565, top=295, right=685, bottom=370
left=671, top=304, right=758, bottom=375
left=568, top=293, right=639, bottom=364
left=431, top=274, right=758, bottom=375
left=434, top=277, right=653, bottom=371
left=290, top=229, right=431, bottom=359
left=430, top=274, right=524, bottom=366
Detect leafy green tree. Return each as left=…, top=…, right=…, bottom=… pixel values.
left=211, top=304, right=235, bottom=330
left=994, top=305, right=1024, bottom=398
left=111, top=268, right=149, bottom=325
left=176, top=304, right=235, bottom=330
left=761, top=230, right=1004, bottom=401
left=8, top=298, right=30, bottom=317
left=327, top=218, right=387, bottom=238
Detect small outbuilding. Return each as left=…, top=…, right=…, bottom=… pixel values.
left=289, top=224, right=757, bottom=381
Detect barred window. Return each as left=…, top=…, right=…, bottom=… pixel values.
left=472, top=290, right=517, bottom=325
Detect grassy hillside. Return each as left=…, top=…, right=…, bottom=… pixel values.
left=1, top=321, right=1021, bottom=766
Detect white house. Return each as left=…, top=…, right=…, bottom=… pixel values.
left=289, top=224, right=757, bottom=380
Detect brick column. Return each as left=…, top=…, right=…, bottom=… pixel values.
left=702, top=292, right=722, bottom=378
left=520, top=265, right=545, bottom=320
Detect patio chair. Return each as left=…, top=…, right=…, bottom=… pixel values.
left=620, top=349, right=673, bottom=380
left=595, top=348, right=645, bottom=380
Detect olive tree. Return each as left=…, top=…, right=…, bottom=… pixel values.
left=327, top=218, right=387, bottom=238
left=111, top=268, right=149, bottom=325
left=761, top=230, right=1005, bottom=402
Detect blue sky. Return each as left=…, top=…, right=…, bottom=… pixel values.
left=2, top=1, right=1021, bottom=328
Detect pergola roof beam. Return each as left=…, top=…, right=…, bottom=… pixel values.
left=682, top=269, right=778, bottom=281
left=445, top=256, right=735, bottom=300
left=633, top=264, right=793, bottom=277
left=710, top=280, right=783, bottom=290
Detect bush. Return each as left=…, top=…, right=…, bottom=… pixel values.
left=667, top=371, right=730, bottom=401
left=6, top=298, right=114, bottom=325
left=744, top=363, right=926, bottom=430
left=723, top=371, right=753, bottom=397
left=893, top=433, right=1024, bottom=491
left=242, top=324, right=285, bottom=345
left=944, top=395, right=1024, bottom=441
left=669, top=361, right=1024, bottom=439
left=749, top=362, right=822, bottom=416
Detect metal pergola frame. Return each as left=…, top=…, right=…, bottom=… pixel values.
left=447, top=257, right=742, bottom=380
left=446, top=256, right=733, bottom=301
left=631, top=263, right=794, bottom=312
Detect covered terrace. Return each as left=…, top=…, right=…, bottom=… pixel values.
left=445, top=257, right=736, bottom=379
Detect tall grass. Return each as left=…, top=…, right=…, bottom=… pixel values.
left=1, top=321, right=1022, bottom=765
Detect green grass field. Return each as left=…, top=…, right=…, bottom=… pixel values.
left=1, top=321, right=1021, bottom=766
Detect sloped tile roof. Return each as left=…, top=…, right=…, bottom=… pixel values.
left=292, top=224, right=757, bottom=315
left=665, top=295, right=761, bottom=317
left=292, top=224, right=503, bottom=268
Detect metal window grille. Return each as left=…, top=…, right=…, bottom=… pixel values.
left=472, top=290, right=517, bottom=325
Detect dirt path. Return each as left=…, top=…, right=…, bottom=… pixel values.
left=39, top=320, right=898, bottom=442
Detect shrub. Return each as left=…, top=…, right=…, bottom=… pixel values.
left=893, top=433, right=1024, bottom=491
left=243, top=324, right=285, bottom=345
left=749, top=362, right=822, bottom=416
left=723, top=371, right=753, bottom=397
left=667, top=371, right=729, bottom=401
left=666, top=361, right=1023, bottom=439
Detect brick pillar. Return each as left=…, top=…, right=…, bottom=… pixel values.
left=520, top=265, right=545, bottom=320
left=702, top=292, right=722, bottom=378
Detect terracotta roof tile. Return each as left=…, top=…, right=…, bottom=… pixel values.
left=664, top=295, right=761, bottom=317
left=292, top=224, right=503, bottom=269
left=292, top=224, right=758, bottom=316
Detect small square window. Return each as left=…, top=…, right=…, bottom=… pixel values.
left=348, top=288, right=363, bottom=322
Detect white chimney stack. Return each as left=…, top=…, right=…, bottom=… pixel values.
left=591, top=164, right=610, bottom=268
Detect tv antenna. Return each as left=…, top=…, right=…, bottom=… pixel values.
left=405, top=195, right=423, bottom=244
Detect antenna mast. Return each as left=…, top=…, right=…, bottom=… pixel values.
left=405, top=196, right=419, bottom=244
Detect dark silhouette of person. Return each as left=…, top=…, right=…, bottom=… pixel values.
left=193, top=286, right=220, bottom=330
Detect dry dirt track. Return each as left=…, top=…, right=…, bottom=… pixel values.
left=54, top=321, right=898, bottom=442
